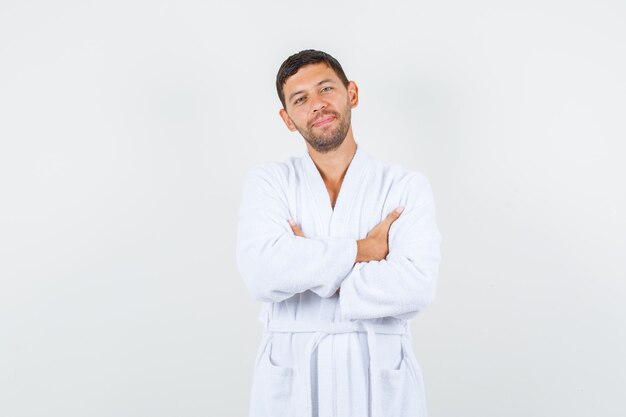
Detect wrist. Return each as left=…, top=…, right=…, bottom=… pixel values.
left=355, top=238, right=367, bottom=263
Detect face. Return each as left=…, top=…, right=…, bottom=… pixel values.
left=279, top=62, right=358, bottom=153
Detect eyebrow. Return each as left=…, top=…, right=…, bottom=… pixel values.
left=288, top=79, right=335, bottom=102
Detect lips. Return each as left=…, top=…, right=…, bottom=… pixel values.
left=312, top=115, right=335, bottom=128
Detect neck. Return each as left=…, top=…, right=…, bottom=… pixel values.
left=306, top=132, right=358, bottom=185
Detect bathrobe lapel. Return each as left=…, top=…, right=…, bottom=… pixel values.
left=301, top=142, right=371, bottom=238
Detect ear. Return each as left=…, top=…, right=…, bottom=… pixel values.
left=347, top=81, right=359, bottom=109
left=279, top=108, right=298, bottom=132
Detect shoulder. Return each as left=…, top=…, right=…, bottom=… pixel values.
left=366, top=154, right=436, bottom=207
left=242, top=156, right=300, bottom=191
left=368, top=154, right=433, bottom=192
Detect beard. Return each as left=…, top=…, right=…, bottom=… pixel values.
left=293, top=101, right=352, bottom=154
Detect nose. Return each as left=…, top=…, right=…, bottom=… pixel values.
left=309, top=92, right=326, bottom=113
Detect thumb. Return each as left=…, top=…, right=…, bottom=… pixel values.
left=384, top=206, right=404, bottom=224
left=288, top=219, right=305, bottom=237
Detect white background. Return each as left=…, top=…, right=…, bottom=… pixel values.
left=1, top=1, right=625, bottom=416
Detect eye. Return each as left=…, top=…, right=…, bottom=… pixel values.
left=294, top=96, right=305, bottom=104
left=321, top=86, right=333, bottom=92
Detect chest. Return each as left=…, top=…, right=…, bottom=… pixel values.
left=284, top=168, right=398, bottom=239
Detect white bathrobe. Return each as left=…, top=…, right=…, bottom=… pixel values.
left=236, top=142, right=442, bottom=417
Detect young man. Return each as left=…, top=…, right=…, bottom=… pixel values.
left=236, top=49, right=442, bottom=417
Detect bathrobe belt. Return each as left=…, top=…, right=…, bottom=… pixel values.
left=263, top=315, right=409, bottom=417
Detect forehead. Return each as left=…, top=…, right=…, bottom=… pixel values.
left=283, top=62, right=341, bottom=93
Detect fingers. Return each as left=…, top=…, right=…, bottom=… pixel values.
left=366, top=206, right=405, bottom=238
left=384, top=206, right=404, bottom=225
left=288, top=219, right=305, bottom=237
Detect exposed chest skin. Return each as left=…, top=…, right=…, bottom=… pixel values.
left=325, top=181, right=343, bottom=209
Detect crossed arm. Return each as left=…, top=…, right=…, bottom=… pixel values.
left=235, top=166, right=442, bottom=320
left=287, top=207, right=405, bottom=296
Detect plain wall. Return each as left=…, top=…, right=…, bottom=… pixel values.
left=1, top=1, right=624, bottom=416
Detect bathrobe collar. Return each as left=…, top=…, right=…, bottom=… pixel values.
left=301, top=142, right=371, bottom=236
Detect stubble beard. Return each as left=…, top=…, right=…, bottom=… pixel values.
left=295, top=103, right=352, bottom=154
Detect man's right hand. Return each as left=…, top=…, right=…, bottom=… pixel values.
left=355, top=207, right=404, bottom=263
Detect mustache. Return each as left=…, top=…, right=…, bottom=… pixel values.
left=309, top=111, right=340, bottom=128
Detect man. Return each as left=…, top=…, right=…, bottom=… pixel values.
left=236, top=49, right=442, bottom=417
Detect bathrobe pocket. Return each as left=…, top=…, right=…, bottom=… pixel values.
left=375, top=337, right=424, bottom=417
left=377, top=353, right=408, bottom=417
left=250, top=334, right=297, bottom=417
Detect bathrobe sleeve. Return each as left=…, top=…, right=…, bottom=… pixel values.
left=236, top=165, right=358, bottom=303
left=339, top=173, right=443, bottom=321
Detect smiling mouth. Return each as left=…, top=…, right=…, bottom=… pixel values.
left=312, top=115, right=335, bottom=128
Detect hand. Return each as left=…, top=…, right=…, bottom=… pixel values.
left=356, top=207, right=404, bottom=263
left=288, top=219, right=305, bottom=237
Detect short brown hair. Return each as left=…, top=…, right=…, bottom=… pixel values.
left=276, top=49, right=350, bottom=108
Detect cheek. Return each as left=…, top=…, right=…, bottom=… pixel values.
left=293, top=109, right=311, bottom=125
